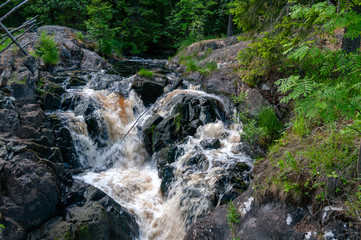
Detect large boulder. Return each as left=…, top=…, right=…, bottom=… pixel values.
left=131, top=74, right=166, bottom=106
left=29, top=182, right=139, bottom=240
left=143, top=94, right=227, bottom=154
left=0, top=154, right=60, bottom=235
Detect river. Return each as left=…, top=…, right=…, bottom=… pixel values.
left=53, top=58, right=253, bottom=240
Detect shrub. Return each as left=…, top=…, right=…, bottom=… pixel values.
left=35, top=31, right=59, bottom=65
left=186, top=59, right=199, bottom=72
left=227, top=201, right=240, bottom=240
left=138, top=68, right=153, bottom=79
left=257, top=107, right=283, bottom=142
left=75, top=31, right=85, bottom=42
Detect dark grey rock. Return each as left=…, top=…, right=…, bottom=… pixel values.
left=11, top=83, right=36, bottom=103
left=200, top=139, right=221, bottom=149
left=67, top=76, right=86, bottom=88
left=29, top=183, right=139, bottom=240
left=0, top=156, right=60, bottom=231
left=0, top=109, right=19, bottom=133
left=43, top=92, right=61, bottom=110
left=131, top=75, right=165, bottom=106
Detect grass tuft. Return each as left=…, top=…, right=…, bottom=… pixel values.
left=139, top=68, right=153, bottom=79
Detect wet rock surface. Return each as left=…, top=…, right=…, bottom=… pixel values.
left=143, top=94, right=227, bottom=155
left=28, top=182, right=139, bottom=240
left=0, top=25, right=138, bottom=240
left=185, top=188, right=361, bottom=240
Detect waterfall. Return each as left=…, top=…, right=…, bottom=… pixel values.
left=54, top=58, right=253, bottom=240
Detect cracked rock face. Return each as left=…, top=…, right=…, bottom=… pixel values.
left=0, top=153, right=60, bottom=240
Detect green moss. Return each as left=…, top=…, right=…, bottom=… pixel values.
left=76, top=224, right=90, bottom=240
left=8, top=77, right=26, bottom=84
left=173, top=113, right=182, bottom=132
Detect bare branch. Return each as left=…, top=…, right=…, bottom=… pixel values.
left=0, top=0, right=12, bottom=10
left=0, top=0, right=32, bottom=22
left=0, top=22, right=35, bottom=54
left=0, top=17, right=38, bottom=42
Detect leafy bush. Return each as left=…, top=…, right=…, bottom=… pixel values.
left=35, top=31, right=59, bottom=65
left=199, top=61, right=218, bottom=76
left=231, top=92, right=247, bottom=104
left=186, top=59, right=199, bottom=72
left=138, top=68, right=153, bottom=79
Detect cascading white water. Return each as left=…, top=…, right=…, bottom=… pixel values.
left=56, top=67, right=253, bottom=240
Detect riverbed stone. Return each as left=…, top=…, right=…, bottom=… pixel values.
left=131, top=75, right=165, bottom=106
left=200, top=138, right=221, bottom=149
left=67, top=76, right=87, bottom=88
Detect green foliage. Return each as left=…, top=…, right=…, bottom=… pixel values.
left=227, top=201, right=240, bottom=240
left=232, top=92, right=248, bottom=104
left=257, top=107, right=283, bottom=142
left=186, top=59, right=199, bottom=72
left=138, top=68, right=153, bottom=79
left=241, top=117, right=268, bottom=146
left=268, top=121, right=360, bottom=211
left=199, top=61, right=218, bottom=76
left=346, top=185, right=361, bottom=219
left=235, top=106, right=282, bottom=147
left=168, top=0, right=228, bottom=46
left=230, top=0, right=287, bottom=35
left=23, top=0, right=91, bottom=30
left=85, top=0, right=118, bottom=56
left=291, top=115, right=309, bottom=138
left=75, top=31, right=85, bottom=42
left=0, top=38, right=13, bottom=52
left=35, top=31, right=59, bottom=65
left=0, top=224, right=4, bottom=232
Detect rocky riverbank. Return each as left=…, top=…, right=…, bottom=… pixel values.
left=169, top=37, right=361, bottom=240
left=0, top=25, right=138, bottom=240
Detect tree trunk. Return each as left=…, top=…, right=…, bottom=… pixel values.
left=341, top=28, right=361, bottom=53
left=227, top=13, right=233, bottom=37
left=341, top=5, right=361, bottom=53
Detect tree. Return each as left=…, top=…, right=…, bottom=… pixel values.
left=340, top=2, right=361, bottom=53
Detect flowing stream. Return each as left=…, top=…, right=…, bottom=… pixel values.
left=54, top=58, right=253, bottom=240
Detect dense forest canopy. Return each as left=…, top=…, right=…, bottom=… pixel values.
left=0, top=0, right=232, bottom=55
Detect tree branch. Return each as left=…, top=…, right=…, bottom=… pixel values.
left=0, top=0, right=32, bottom=22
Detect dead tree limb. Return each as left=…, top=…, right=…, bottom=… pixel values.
left=0, top=0, right=11, bottom=10
left=0, top=19, right=37, bottom=43
left=0, top=18, right=37, bottom=45
left=0, top=22, right=35, bottom=54
left=119, top=108, right=150, bottom=143
left=0, top=0, right=32, bottom=22
left=0, top=15, right=38, bottom=39
left=0, top=21, right=28, bottom=55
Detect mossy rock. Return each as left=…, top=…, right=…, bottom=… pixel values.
left=44, top=81, right=66, bottom=96
left=76, top=224, right=90, bottom=240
